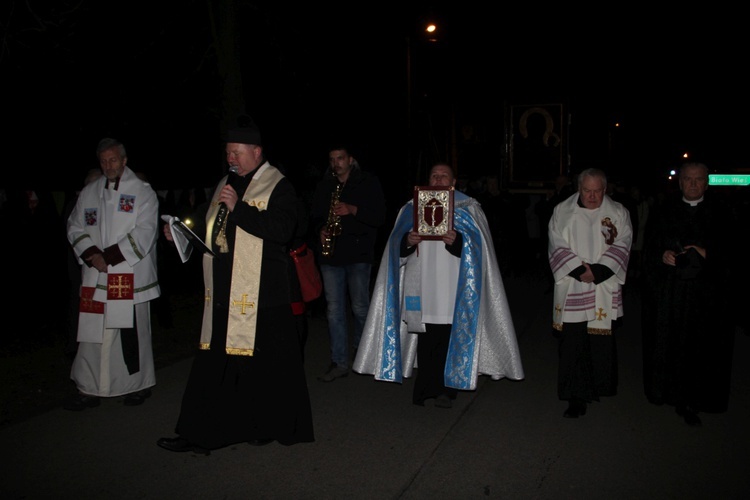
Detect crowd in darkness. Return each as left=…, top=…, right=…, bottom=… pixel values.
left=1, top=163, right=748, bottom=355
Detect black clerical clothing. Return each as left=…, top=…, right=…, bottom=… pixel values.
left=172, top=165, right=314, bottom=449
left=641, top=191, right=735, bottom=413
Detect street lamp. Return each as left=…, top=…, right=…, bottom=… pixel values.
left=407, top=21, right=441, bottom=183
left=426, top=23, right=437, bottom=41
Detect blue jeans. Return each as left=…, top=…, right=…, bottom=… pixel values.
left=320, top=263, right=372, bottom=368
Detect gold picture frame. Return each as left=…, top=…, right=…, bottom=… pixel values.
left=413, top=186, right=454, bottom=240
left=509, top=103, right=565, bottom=186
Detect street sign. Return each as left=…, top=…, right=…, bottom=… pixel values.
left=708, top=174, right=750, bottom=186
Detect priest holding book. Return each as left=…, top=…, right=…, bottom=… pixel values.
left=157, top=116, right=314, bottom=454
left=353, top=163, right=524, bottom=408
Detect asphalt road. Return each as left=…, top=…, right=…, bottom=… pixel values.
left=2, top=272, right=749, bottom=499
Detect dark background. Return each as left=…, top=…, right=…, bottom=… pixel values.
left=2, top=1, right=748, bottom=199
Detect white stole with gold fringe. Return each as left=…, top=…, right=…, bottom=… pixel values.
left=200, top=163, right=284, bottom=355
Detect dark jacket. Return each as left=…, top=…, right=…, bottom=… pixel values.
left=310, top=166, right=386, bottom=266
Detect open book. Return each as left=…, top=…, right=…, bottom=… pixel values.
left=161, top=215, right=214, bottom=263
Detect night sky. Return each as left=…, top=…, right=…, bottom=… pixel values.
left=3, top=2, right=747, bottom=196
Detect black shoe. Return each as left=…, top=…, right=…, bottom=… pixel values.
left=676, top=406, right=702, bottom=427
left=157, top=437, right=210, bottom=455
left=317, top=363, right=349, bottom=382
left=563, top=399, right=587, bottom=418
left=247, top=438, right=274, bottom=446
left=563, top=402, right=579, bottom=418
left=64, top=393, right=100, bottom=411
left=123, top=388, right=152, bottom=406
left=434, top=394, right=453, bottom=409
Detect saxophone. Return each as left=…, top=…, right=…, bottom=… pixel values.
left=321, top=181, right=344, bottom=257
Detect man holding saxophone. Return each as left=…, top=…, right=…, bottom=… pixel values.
left=311, top=143, right=386, bottom=382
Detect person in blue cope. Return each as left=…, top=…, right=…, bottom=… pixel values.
left=547, top=167, right=633, bottom=419
left=353, top=163, right=524, bottom=408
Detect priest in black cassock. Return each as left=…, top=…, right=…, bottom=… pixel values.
left=157, top=116, right=314, bottom=453
left=641, top=162, right=736, bottom=427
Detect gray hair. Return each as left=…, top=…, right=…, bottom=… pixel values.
left=96, top=138, right=127, bottom=159
left=577, top=168, right=607, bottom=192
left=679, top=162, right=709, bottom=178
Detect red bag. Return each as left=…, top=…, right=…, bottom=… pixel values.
left=289, top=243, right=323, bottom=302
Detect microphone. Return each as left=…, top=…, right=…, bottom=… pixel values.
left=218, top=166, right=239, bottom=211
left=214, top=165, right=239, bottom=253
left=217, top=166, right=239, bottom=221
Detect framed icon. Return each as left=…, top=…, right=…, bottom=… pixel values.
left=413, top=186, right=454, bottom=240
left=509, top=103, right=565, bottom=185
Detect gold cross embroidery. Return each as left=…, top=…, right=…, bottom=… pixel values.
left=596, top=307, right=607, bottom=321
left=232, top=294, right=255, bottom=315
left=108, top=276, right=131, bottom=298
left=555, top=304, right=562, bottom=316
left=204, top=289, right=211, bottom=304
